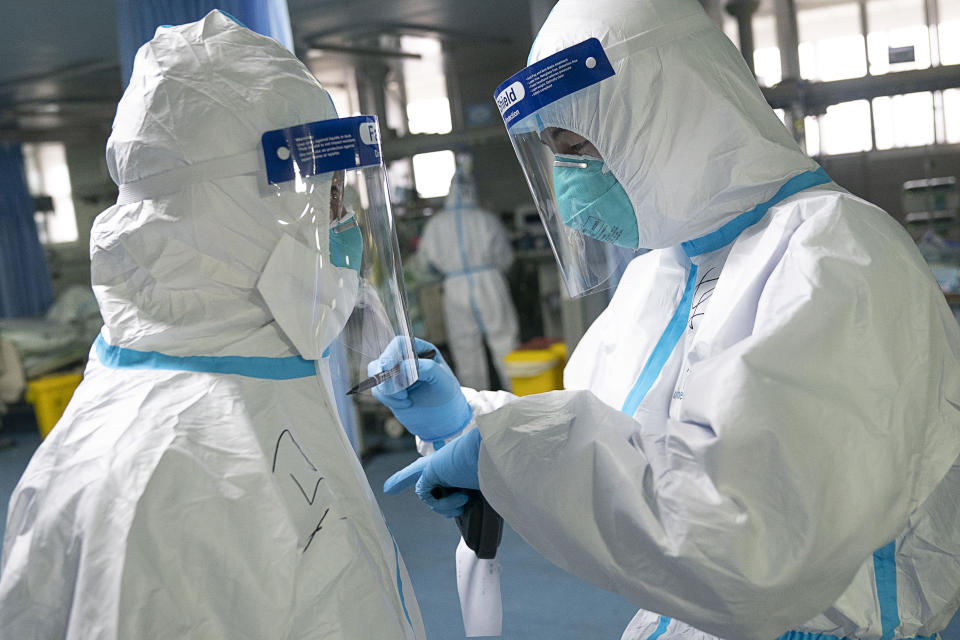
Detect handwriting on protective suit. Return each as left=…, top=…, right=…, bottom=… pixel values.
left=272, top=429, right=336, bottom=553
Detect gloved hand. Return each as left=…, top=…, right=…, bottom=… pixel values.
left=369, top=337, right=473, bottom=445
left=383, top=428, right=483, bottom=518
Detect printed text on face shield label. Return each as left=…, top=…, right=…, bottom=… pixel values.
left=358, top=121, right=379, bottom=146
left=525, top=56, right=579, bottom=99
left=496, top=81, right=525, bottom=112
left=294, top=133, right=355, bottom=164
left=262, top=115, right=381, bottom=185
left=494, top=38, right=614, bottom=129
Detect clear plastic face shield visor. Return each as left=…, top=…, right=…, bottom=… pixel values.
left=261, top=115, right=418, bottom=394
left=495, top=38, right=636, bottom=299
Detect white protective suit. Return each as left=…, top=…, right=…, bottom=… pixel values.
left=466, top=1, right=960, bottom=639
left=0, top=12, right=425, bottom=640
left=418, top=172, right=519, bottom=391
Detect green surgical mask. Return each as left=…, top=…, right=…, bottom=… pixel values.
left=553, top=155, right=639, bottom=249
left=329, top=217, right=363, bottom=273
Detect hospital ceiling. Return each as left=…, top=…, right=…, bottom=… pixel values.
left=0, top=0, right=532, bottom=142
left=0, top=0, right=882, bottom=142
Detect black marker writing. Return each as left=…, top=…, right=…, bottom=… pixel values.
left=272, top=428, right=317, bottom=473
left=291, top=474, right=325, bottom=505
left=303, top=508, right=330, bottom=553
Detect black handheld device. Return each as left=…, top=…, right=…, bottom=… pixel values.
left=432, top=487, right=503, bottom=559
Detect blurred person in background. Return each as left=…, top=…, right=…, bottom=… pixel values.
left=418, top=163, right=519, bottom=391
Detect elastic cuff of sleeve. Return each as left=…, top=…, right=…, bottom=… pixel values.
left=415, top=412, right=478, bottom=456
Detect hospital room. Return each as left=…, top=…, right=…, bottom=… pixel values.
left=3, top=0, right=960, bottom=638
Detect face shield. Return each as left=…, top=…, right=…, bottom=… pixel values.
left=495, top=38, right=639, bottom=298
left=259, top=115, right=418, bottom=394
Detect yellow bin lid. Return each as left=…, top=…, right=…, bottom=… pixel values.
left=505, top=349, right=558, bottom=363
left=505, top=348, right=561, bottom=378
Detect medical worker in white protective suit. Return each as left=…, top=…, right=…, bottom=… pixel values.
left=0, top=11, right=425, bottom=640
left=373, top=1, right=960, bottom=639
left=418, top=166, right=519, bottom=390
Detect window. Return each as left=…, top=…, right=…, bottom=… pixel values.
left=401, top=36, right=452, bottom=135
left=325, top=86, right=349, bottom=116
left=21, top=142, right=78, bottom=244
left=307, top=59, right=360, bottom=119
left=873, top=92, right=935, bottom=149
left=945, top=89, right=960, bottom=144
left=804, top=115, right=822, bottom=156
left=722, top=12, right=740, bottom=50
left=325, top=84, right=359, bottom=118
left=806, top=100, right=873, bottom=155
left=798, top=2, right=867, bottom=81
left=774, top=108, right=787, bottom=126
left=940, top=0, right=960, bottom=65
left=387, top=159, right=415, bottom=203
left=753, top=14, right=782, bottom=87
left=412, top=151, right=456, bottom=199
left=384, top=68, right=409, bottom=136
left=866, top=0, right=931, bottom=75
left=756, top=0, right=957, bottom=155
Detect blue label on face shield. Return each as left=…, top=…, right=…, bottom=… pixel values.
left=262, top=115, right=382, bottom=185
left=494, top=38, right=615, bottom=130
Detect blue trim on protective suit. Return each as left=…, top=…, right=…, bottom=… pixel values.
left=621, top=168, right=831, bottom=415
left=645, top=615, right=672, bottom=639
left=874, top=541, right=901, bottom=639
left=777, top=632, right=937, bottom=640
left=681, top=168, right=831, bottom=258
left=451, top=186, right=488, bottom=335
left=94, top=333, right=316, bottom=380
left=775, top=522, right=931, bottom=640
left=620, top=265, right=698, bottom=415
left=390, top=531, right=415, bottom=631
left=447, top=265, right=495, bottom=277
left=217, top=10, right=248, bottom=28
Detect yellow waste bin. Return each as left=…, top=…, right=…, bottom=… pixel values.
left=26, top=372, right=83, bottom=439
left=504, top=341, right=567, bottom=396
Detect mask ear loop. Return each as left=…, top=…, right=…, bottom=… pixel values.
left=544, top=113, right=592, bottom=170
left=554, top=158, right=589, bottom=169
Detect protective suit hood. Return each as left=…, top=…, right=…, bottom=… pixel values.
left=529, top=0, right=820, bottom=249
left=443, top=167, right=479, bottom=210
left=93, top=10, right=339, bottom=357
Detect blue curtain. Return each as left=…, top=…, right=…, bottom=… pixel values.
left=0, top=144, right=54, bottom=318
left=117, top=0, right=294, bottom=86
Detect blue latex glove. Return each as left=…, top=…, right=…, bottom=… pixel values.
left=369, top=337, right=473, bottom=444
left=383, top=428, right=483, bottom=517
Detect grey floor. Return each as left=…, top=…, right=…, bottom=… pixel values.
left=366, top=448, right=638, bottom=638
left=2, top=416, right=959, bottom=639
